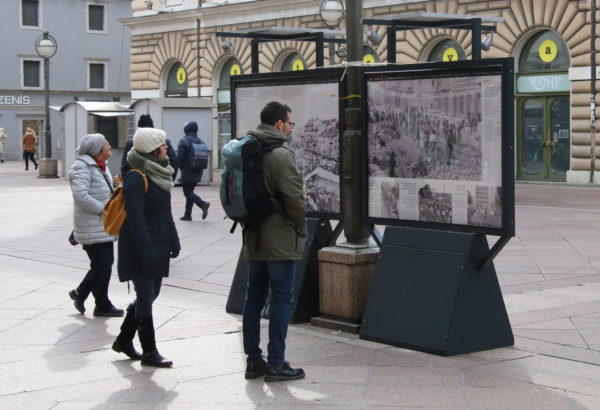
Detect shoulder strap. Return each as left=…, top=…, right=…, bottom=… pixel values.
left=130, top=169, right=148, bottom=192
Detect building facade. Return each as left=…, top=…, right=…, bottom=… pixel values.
left=123, top=0, right=598, bottom=184
left=0, top=0, right=132, bottom=173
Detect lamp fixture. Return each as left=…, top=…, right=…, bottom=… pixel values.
left=335, top=45, right=347, bottom=58
left=366, top=26, right=383, bottom=46
left=481, top=32, right=494, bottom=51
left=319, top=0, right=345, bottom=29
left=220, top=40, right=234, bottom=54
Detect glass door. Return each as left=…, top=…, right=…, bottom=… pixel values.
left=517, top=96, right=570, bottom=181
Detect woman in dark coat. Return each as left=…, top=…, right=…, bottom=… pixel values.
left=111, top=127, right=180, bottom=368
left=176, top=121, right=209, bottom=221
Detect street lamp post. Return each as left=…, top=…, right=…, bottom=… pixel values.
left=34, top=30, right=58, bottom=178
left=319, top=0, right=345, bottom=65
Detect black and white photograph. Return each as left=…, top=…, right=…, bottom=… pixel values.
left=367, top=75, right=484, bottom=181
left=418, top=184, right=452, bottom=224
left=467, top=185, right=502, bottom=228
left=380, top=180, right=399, bottom=219
left=234, top=79, right=341, bottom=216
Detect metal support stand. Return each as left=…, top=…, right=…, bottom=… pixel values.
left=360, top=226, right=513, bottom=356
left=225, top=218, right=333, bottom=322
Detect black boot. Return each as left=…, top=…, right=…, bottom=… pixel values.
left=137, top=316, right=172, bottom=367
left=112, top=304, right=142, bottom=360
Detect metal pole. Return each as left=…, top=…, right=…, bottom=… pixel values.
left=342, top=0, right=369, bottom=244
left=251, top=39, right=259, bottom=73
left=591, top=0, right=597, bottom=183
left=44, top=56, right=51, bottom=159
left=315, top=32, right=325, bottom=67
left=471, top=18, right=482, bottom=60
left=387, top=25, right=396, bottom=64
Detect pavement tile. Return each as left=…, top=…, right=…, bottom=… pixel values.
left=369, top=366, right=463, bottom=386
left=465, top=386, right=574, bottom=409
left=365, top=384, right=465, bottom=407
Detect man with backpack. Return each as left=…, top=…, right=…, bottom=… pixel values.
left=239, top=101, right=308, bottom=382
left=177, top=121, right=210, bottom=221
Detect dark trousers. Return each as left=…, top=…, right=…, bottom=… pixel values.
left=78, top=241, right=114, bottom=309
left=131, top=276, right=163, bottom=318
left=182, top=183, right=207, bottom=217
left=23, top=151, right=37, bottom=169
left=243, top=260, right=296, bottom=368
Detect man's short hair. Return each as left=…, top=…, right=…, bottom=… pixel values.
left=260, top=101, right=291, bottom=126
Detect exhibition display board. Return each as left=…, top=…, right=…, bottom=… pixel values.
left=232, top=69, right=344, bottom=219
left=363, top=59, right=515, bottom=237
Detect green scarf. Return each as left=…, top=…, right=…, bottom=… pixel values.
left=127, top=149, right=174, bottom=192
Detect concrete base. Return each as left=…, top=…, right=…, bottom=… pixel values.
left=311, top=316, right=362, bottom=334
left=311, top=245, right=379, bottom=332
left=38, top=158, right=58, bottom=178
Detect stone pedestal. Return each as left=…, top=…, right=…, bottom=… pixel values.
left=311, top=244, right=379, bottom=333
left=38, top=158, right=58, bottom=178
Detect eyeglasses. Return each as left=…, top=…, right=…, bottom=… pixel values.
left=285, top=120, right=295, bottom=129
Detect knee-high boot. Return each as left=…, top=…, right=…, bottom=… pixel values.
left=137, top=316, right=172, bottom=367
left=112, top=303, right=143, bottom=360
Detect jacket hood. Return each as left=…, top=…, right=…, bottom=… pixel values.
left=247, top=124, right=289, bottom=145
left=184, top=121, right=198, bottom=134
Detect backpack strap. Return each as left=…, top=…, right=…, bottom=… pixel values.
left=129, top=169, right=148, bottom=192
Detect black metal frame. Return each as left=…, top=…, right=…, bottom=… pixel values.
left=362, top=17, right=497, bottom=61
left=361, top=58, right=515, bottom=238
left=216, top=31, right=345, bottom=73
left=230, top=67, right=347, bottom=220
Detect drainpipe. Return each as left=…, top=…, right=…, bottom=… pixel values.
left=591, top=0, right=597, bottom=183
left=196, top=17, right=201, bottom=98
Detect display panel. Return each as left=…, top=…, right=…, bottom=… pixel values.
left=364, top=60, right=514, bottom=236
left=232, top=70, right=343, bottom=219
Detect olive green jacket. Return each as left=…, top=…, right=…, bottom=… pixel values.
left=243, top=124, right=308, bottom=261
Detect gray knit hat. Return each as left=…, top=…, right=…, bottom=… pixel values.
left=133, top=127, right=166, bottom=154
left=77, top=133, right=106, bottom=156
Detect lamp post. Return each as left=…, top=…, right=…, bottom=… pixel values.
left=319, top=0, right=345, bottom=65
left=34, top=30, right=58, bottom=178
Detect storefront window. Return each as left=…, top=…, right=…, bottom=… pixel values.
left=519, top=31, right=570, bottom=72
left=428, top=39, right=466, bottom=63
left=165, top=62, right=188, bottom=97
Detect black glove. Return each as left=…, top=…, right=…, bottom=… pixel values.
left=170, top=249, right=180, bottom=259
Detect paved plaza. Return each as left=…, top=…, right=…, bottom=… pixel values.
left=1, top=160, right=600, bottom=409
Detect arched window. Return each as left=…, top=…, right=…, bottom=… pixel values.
left=363, top=45, right=380, bottom=64
left=519, top=30, right=570, bottom=72
left=428, top=39, right=466, bottom=63
left=281, top=53, right=306, bottom=71
left=165, top=62, right=188, bottom=97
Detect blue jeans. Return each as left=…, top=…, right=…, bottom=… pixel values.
left=131, top=276, right=162, bottom=318
left=243, top=260, right=296, bottom=368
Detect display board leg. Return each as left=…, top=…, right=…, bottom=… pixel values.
left=225, top=218, right=333, bottom=323
left=360, top=226, right=513, bottom=356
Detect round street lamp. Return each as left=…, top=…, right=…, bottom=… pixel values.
left=34, top=31, right=58, bottom=178
left=319, top=0, right=345, bottom=29
left=319, top=0, right=345, bottom=65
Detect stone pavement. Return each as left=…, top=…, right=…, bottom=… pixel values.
left=1, top=160, right=600, bottom=409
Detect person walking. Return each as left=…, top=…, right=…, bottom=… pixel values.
left=0, top=128, right=7, bottom=163
left=242, top=101, right=308, bottom=382
left=120, top=114, right=178, bottom=180
left=112, top=127, right=180, bottom=367
left=177, top=121, right=209, bottom=221
left=22, top=128, right=38, bottom=170
left=68, top=134, right=124, bottom=317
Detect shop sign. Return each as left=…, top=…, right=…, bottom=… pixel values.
left=291, top=59, right=305, bottom=71
left=0, top=95, right=31, bottom=105
left=517, top=74, right=569, bottom=93
left=442, top=47, right=459, bottom=62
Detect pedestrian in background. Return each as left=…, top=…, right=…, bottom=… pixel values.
left=22, top=127, right=38, bottom=170
left=0, top=127, right=7, bottom=163
left=112, top=127, right=180, bottom=367
left=177, top=121, right=209, bottom=221
left=242, top=101, right=307, bottom=382
left=68, top=134, right=124, bottom=318
left=120, top=114, right=178, bottom=180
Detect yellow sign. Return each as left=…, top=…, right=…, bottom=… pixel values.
left=176, top=67, right=187, bottom=84
left=292, top=59, right=304, bottom=71
left=539, top=39, right=558, bottom=63
left=363, top=54, right=376, bottom=64
left=442, top=47, right=459, bottom=62
left=230, top=63, right=241, bottom=76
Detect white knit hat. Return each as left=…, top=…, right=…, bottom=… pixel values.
left=77, top=133, right=106, bottom=156
left=133, top=128, right=166, bottom=154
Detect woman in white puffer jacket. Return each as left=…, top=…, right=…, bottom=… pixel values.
left=67, top=134, right=123, bottom=318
